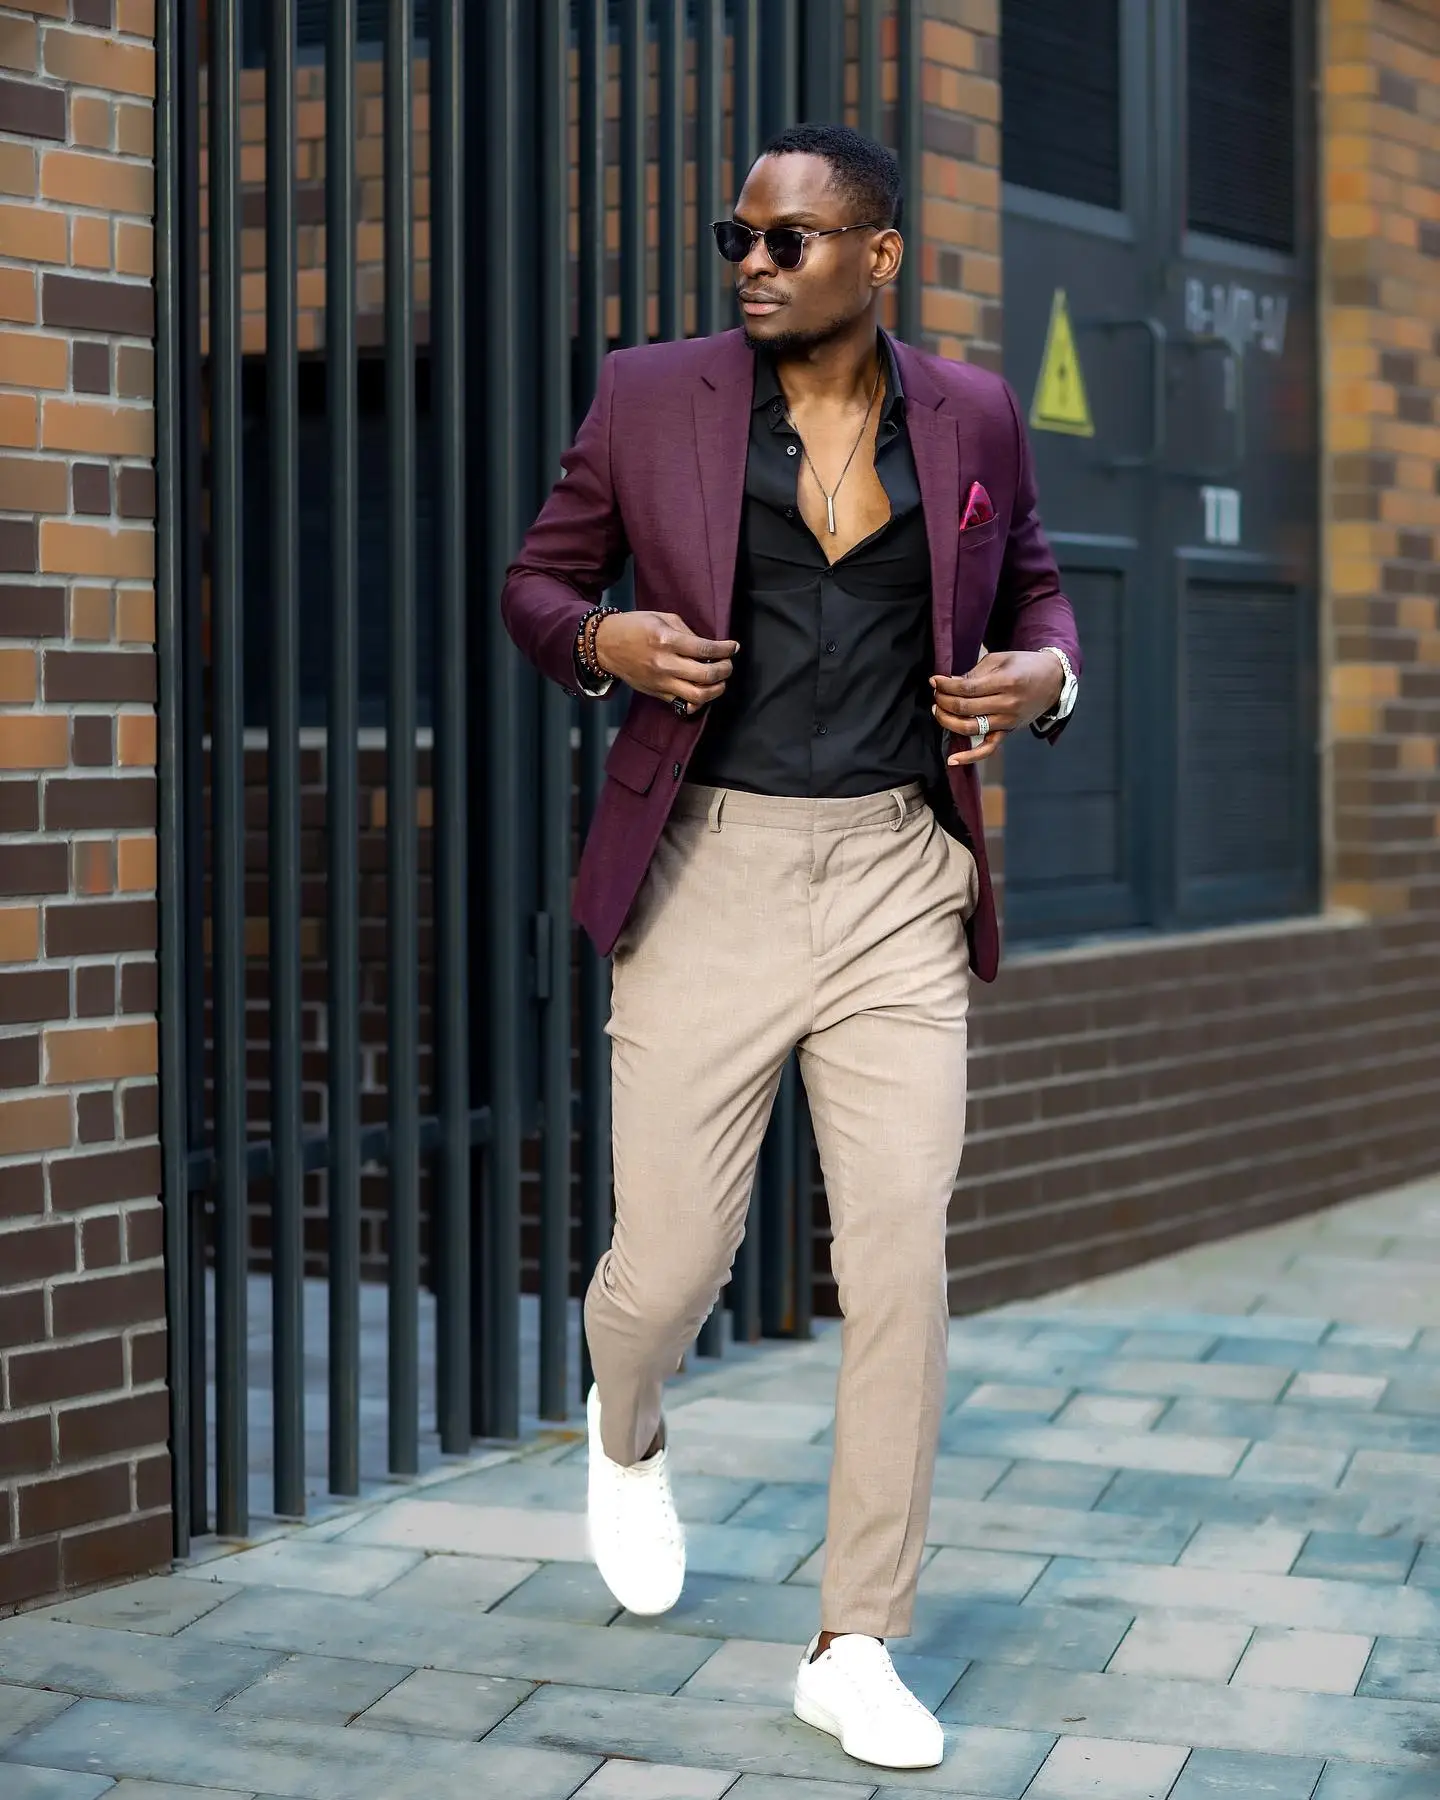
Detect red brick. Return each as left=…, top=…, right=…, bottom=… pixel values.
left=71, top=715, right=114, bottom=767
left=0, top=1219, right=75, bottom=1283
left=121, top=1081, right=158, bottom=1138
left=0, top=1032, right=39, bottom=1089
left=0, top=584, right=64, bottom=637
left=51, top=1265, right=163, bottom=1336
left=47, top=1141, right=160, bottom=1212
left=130, top=1325, right=165, bottom=1384
left=0, top=966, right=68, bottom=1021
left=45, top=898, right=155, bottom=957
left=77, top=1087, right=117, bottom=1142
left=61, top=1510, right=171, bottom=1591
left=0, top=1091, right=71, bottom=1155
left=44, top=776, right=156, bottom=832
left=75, top=963, right=116, bottom=1018
left=0, top=74, right=66, bottom=141
left=57, top=1388, right=168, bottom=1463
left=43, top=649, right=156, bottom=704
left=8, top=1334, right=124, bottom=1408
left=0, top=1159, right=44, bottom=1221
left=0, top=1413, right=52, bottom=1481
left=41, top=271, right=154, bottom=337
left=0, top=1537, right=60, bottom=1610
left=17, top=1463, right=130, bottom=1539
left=0, top=844, right=67, bottom=899
left=135, top=1451, right=170, bottom=1511
left=0, top=776, right=38, bottom=831
left=81, top=1210, right=121, bottom=1265
left=0, top=1285, right=45, bottom=1349
left=118, top=959, right=157, bottom=1014
left=123, top=1199, right=162, bottom=1261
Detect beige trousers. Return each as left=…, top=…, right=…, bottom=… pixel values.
left=585, top=781, right=976, bottom=1638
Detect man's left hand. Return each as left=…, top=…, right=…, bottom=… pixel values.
left=930, top=650, right=1065, bottom=766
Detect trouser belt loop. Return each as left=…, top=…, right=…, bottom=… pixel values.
left=708, top=788, right=727, bottom=832
left=889, top=789, right=906, bottom=831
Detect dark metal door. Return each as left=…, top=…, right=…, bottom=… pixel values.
left=999, top=0, right=1318, bottom=944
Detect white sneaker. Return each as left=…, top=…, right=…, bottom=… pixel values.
left=793, top=1633, right=945, bottom=1770
left=585, top=1383, right=685, bottom=1616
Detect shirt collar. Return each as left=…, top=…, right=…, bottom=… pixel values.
left=753, top=330, right=906, bottom=430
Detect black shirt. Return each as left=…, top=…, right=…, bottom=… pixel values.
left=687, top=334, right=942, bottom=799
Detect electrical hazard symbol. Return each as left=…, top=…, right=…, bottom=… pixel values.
left=1029, top=289, right=1094, bottom=438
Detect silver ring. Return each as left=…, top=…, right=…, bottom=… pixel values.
left=973, top=713, right=990, bottom=744
left=673, top=697, right=690, bottom=717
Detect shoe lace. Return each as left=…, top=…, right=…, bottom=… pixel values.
left=610, top=1452, right=683, bottom=1551
left=833, top=1637, right=926, bottom=1716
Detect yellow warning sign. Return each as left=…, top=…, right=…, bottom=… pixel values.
left=1029, top=289, right=1094, bottom=438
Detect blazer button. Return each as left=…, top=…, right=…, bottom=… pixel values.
left=672, top=761, right=683, bottom=780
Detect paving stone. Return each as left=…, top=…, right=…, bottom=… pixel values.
left=1098, top=1472, right=1439, bottom=1538
left=659, top=1433, right=836, bottom=1487
left=426, top=1459, right=757, bottom=1525
left=220, top=1652, right=411, bottom=1724
left=1291, top=1534, right=1419, bottom=1586
left=1356, top=1637, right=1440, bottom=1703
left=620, top=1573, right=821, bottom=1645
left=1166, top=1749, right=1324, bottom=1797
left=177, top=1540, right=423, bottom=1599
left=186, top=1587, right=715, bottom=1692
left=10, top=1696, right=595, bottom=1800
left=940, top=1663, right=1440, bottom=1769
left=782, top=1541, right=938, bottom=1590
left=491, top=1562, right=623, bottom=1626
left=1027, top=1558, right=1440, bottom=1639
left=1311, top=1763, right=1434, bottom=1798
left=1023, top=1736, right=1189, bottom=1799
left=38, top=1580, right=238, bottom=1639
left=573, top=1761, right=738, bottom=1797
left=922, top=1497, right=1189, bottom=1565
left=902, top=1598, right=1133, bottom=1673
left=1098, top=1360, right=1290, bottom=1403
left=372, top=1551, right=538, bottom=1611
left=1028, top=1310, right=1324, bottom=1345
left=1116, top=1333, right=1220, bottom=1361
left=0, top=1620, right=281, bottom=1710
left=1341, top=1450, right=1440, bottom=1494
left=667, top=1399, right=834, bottom=1442
left=679, top=1639, right=964, bottom=1713
left=1053, top=1395, right=1166, bottom=1432
left=351, top=1667, right=534, bottom=1738
left=0, top=1685, right=77, bottom=1747
left=938, top=1420, right=1246, bottom=1479
left=1233, top=1444, right=1349, bottom=1490
left=726, top=1484, right=831, bottom=1536
left=1177, top=1524, right=1306, bottom=1575
left=1325, top=1326, right=1418, bottom=1351
left=1405, top=1543, right=1440, bottom=1588
left=1107, top=1618, right=1252, bottom=1682
left=1284, top=1374, right=1387, bottom=1409
left=106, top=1784, right=259, bottom=1799
left=0, top=1769, right=117, bottom=1800
left=488, top=1684, right=1052, bottom=1795
left=726, top=1779, right=876, bottom=1800
left=957, top=1385, right=1070, bottom=1417
left=982, top=1464, right=1114, bottom=1510
left=927, top=1457, right=1014, bottom=1501
left=918, top=1549, right=1048, bottom=1603
left=1232, top=1629, right=1374, bottom=1696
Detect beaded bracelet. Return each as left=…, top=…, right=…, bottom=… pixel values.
left=575, top=603, right=619, bottom=684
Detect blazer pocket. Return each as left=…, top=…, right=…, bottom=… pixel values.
left=957, top=518, right=1002, bottom=552
left=605, top=731, right=663, bottom=796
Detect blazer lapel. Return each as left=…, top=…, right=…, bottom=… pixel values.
left=692, top=332, right=754, bottom=640
left=894, top=339, right=965, bottom=676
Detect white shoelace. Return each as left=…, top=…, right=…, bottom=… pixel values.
left=826, top=1637, right=929, bottom=1717
left=599, top=1448, right=683, bottom=1553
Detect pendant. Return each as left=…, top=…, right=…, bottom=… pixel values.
left=826, top=495, right=836, bottom=534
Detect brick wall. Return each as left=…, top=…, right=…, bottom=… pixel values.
left=0, top=0, right=170, bottom=1613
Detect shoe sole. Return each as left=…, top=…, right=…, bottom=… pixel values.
left=793, top=1688, right=944, bottom=1771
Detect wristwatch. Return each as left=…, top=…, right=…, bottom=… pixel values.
left=1032, top=645, right=1078, bottom=733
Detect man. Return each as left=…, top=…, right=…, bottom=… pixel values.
left=502, top=124, right=1080, bottom=1771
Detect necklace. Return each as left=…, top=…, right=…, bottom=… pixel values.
left=782, top=357, right=884, bottom=535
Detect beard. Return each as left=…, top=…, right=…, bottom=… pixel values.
left=741, top=308, right=855, bottom=358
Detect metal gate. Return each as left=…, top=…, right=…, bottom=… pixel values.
left=153, top=1, right=923, bottom=1549
left=998, top=0, right=1319, bottom=943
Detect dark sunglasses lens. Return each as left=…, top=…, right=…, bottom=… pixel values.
left=713, top=221, right=751, bottom=262
left=764, top=229, right=806, bottom=270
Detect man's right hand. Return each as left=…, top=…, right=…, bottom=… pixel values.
left=594, top=611, right=738, bottom=713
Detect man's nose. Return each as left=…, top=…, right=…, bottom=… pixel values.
left=739, top=235, right=778, bottom=278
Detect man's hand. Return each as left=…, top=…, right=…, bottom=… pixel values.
left=595, top=611, right=738, bottom=714
left=930, top=650, right=1065, bottom=766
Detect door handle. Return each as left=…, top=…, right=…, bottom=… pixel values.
left=1076, top=316, right=1168, bottom=470
left=1175, top=333, right=1246, bottom=480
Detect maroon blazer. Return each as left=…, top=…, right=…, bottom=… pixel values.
left=501, top=329, right=1080, bottom=982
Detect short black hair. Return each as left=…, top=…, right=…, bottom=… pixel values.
left=757, top=123, right=903, bottom=230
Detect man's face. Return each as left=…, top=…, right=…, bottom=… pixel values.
left=728, top=153, right=900, bottom=355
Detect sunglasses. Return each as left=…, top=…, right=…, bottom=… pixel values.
left=711, top=218, right=884, bottom=272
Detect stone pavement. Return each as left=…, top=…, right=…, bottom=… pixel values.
left=5, top=1176, right=1440, bottom=1800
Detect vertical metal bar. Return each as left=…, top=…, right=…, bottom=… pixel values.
left=326, top=0, right=362, bottom=1501
left=480, top=0, right=524, bottom=1441
left=154, top=0, right=190, bottom=1559
left=791, top=1075, right=814, bottom=1338
left=208, top=0, right=248, bottom=1540
left=431, top=0, right=471, bottom=1457
left=897, top=0, right=922, bottom=346
left=800, top=0, right=845, bottom=123
left=733, top=0, right=760, bottom=187
left=695, top=0, right=724, bottom=335
left=619, top=0, right=647, bottom=348
left=385, top=0, right=420, bottom=1478
left=576, top=0, right=612, bottom=1401
left=538, top=0, right=573, bottom=1423
left=266, top=0, right=305, bottom=1523
left=730, top=1173, right=761, bottom=1344
left=760, top=0, right=799, bottom=141
left=858, top=0, right=882, bottom=141
left=179, top=0, right=207, bottom=1545
left=760, top=1059, right=797, bottom=1336
left=657, top=0, right=684, bottom=342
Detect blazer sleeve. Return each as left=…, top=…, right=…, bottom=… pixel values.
left=983, top=380, right=1083, bottom=743
left=501, top=351, right=632, bottom=692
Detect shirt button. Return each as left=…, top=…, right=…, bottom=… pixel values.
left=785, top=507, right=796, bottom=519
left=815, top=723, right=828, bottom=737
left=825, top=640, right=837, bottom=654
left=786, top=445, right=798, bottom=457
left=672, top=761, right=682, bottom=780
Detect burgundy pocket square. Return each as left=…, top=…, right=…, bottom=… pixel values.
left=961, top=481, right=995, bottom=530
